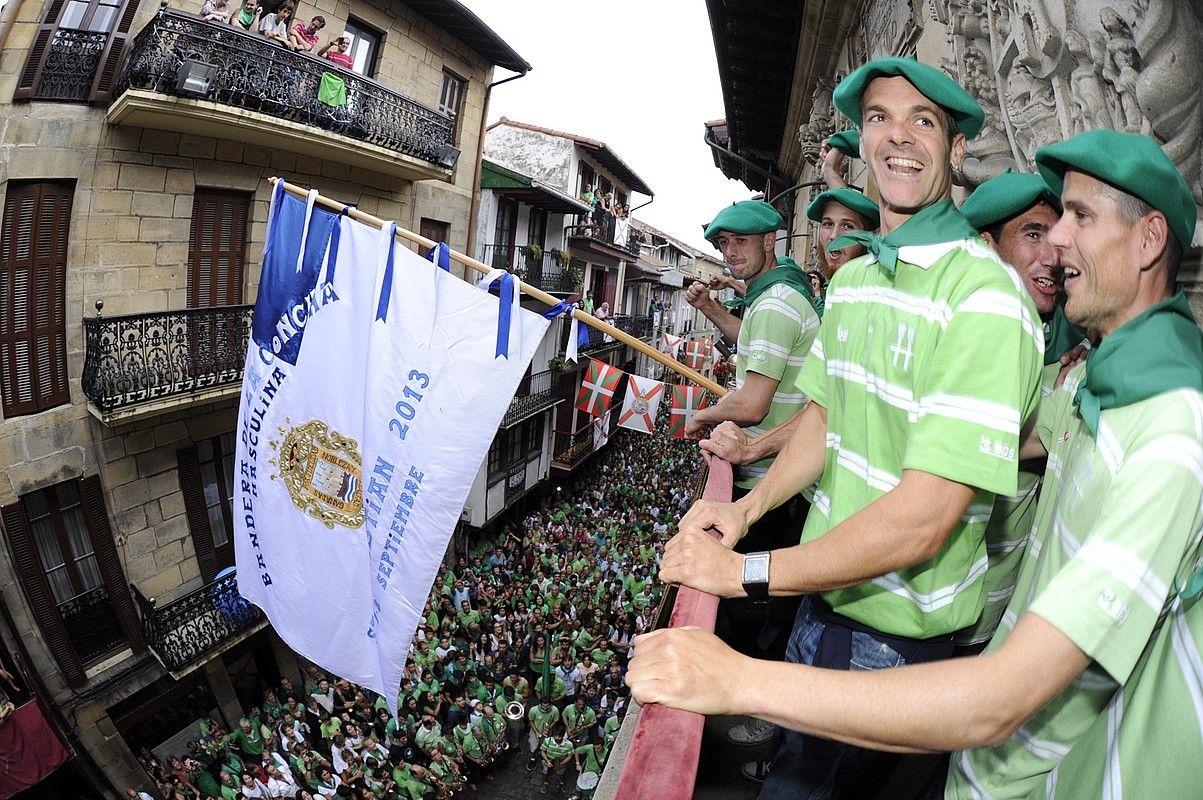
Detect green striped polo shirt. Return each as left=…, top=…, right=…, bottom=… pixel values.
left=736, top=282, right=821, bottom=489
left=957, top=362, right=1062, bottom=647
left=1033, top=593, right=1203, bottom=799
left=948, top=372, right=1203, bottom=799
left=797, top=237, right=1042, bottom=638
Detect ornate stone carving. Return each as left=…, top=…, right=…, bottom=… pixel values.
left=797, top=79, right=839, bottom=165
left=863, top=0, right=926, bottom=58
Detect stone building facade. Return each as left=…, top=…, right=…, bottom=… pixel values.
left=0, top=0, right=526, bottom=794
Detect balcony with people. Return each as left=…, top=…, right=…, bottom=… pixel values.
left=105, top=5, right=459, bottom=181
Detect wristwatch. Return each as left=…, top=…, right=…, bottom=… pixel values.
left=741, top=551, right=771, bottom=599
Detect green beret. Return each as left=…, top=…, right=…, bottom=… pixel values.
left=833, top=56, right=984, bottom=141
left=960, top=170, right=1061, bottom=231
left=703, top=200, right=783, bottom=241
left=1036, top=130, right=1196, bottom=249
left=828, top=129, right=860, bottom=159
left=805, top=188, right=880, bottom=230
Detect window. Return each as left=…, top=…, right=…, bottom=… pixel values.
left=1, top=476, right=144, bottom=687
left=0, top=181, right=72, bottom=417
left=438, top=69, right=466, bottom=144
left=526, top=209, right=547, bottom=252
left=16, top=0, right=142, bottom=103
left=419, top=218, right=450, bottom=260
left=178, top=433, right=236, bottom=582
left=343, top=17, right=382, bottom=77
left=188, top=189, right=249, bottom=308
left=491, top=198, right=517, bottom=270
left=578, top=162, right=596, bottom=199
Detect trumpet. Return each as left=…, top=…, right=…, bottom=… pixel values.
left=504, top=700, right=525, bottom=721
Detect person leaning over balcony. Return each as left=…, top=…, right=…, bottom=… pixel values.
left=640, top=57, right=1044, bottom=797
left=318, top=33, right=353, bottom=69
left=683, top=200, right=822, bottom=667
left=228, top=0, right=260, bottom=30
left=289, top=15, right=325, bottom=52
left=200, top=0, right=231, bottom=23
left=258, top=2, right=292, bottom=44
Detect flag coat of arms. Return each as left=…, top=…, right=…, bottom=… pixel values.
left=235, top=184, right=548, bottom=715
left=669, top=384, right=711, bottom=439
left=684, top=339, right=707, bottom=370
left=617, top=374, right=665, bottom=434
left=574, top=358, right=623, bottom=417
left=662, top=333, right=683, bottom=357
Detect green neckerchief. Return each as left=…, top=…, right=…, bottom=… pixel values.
left=827, top=198, right=977, bottom=275
left=1043, top=304, right=1086, bottom=365
left=724, top=257, right=822, bottom=319
left=1075, top=289, right=1203, bottom=436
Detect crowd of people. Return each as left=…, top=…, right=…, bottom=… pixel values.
left=130, top=428, right=701, bottom=800
left=197, top=0, right=355, bottom=70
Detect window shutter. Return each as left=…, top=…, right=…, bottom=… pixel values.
left=0, top=182, right=71, bottom=417
left=88, top=0, right=142, bottom=104
left=77, top=475, right=146, bottom=652
left=13, top=0, right=67, bottom=100
left=177, top=446, right=218, bottom=582
left=1, top=501, right=87, bottom=688
left=188, top=190, right=248, bottom=308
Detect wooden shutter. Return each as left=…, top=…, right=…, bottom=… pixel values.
left=78, top=475, right=146, bottom=653
left=177, top=446, right=218, bottom=582
left=88, top=0, right=142, bottom=104
left=0, top=182, right=72, bottom=417
left=14, top=0, right=68, bottom=100
left=1, top=501, right=87, bottom=688
left=188, top=189, right=249, bottom=309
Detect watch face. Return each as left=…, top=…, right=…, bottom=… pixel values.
left=744, top=554, right=769, bottom=583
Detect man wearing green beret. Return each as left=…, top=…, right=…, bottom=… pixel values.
left=817, top=129, right=860, bottom=198
left=805, top=188, right=879, bottom=276
left=640, top=56, right=1043, bottom=796
left=684, top=199, right=821, bottom=662
left=630, top=129, right=1203, bottom=800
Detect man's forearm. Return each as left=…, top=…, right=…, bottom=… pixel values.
left=737, top=401, right=827, bottom=520
left=744, top=411, right=803, bottom=463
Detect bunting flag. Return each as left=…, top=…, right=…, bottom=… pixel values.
left=662, top=333, right=683, bottom=357
left=235, top=183, right=549, bottom=717
left=702, top=336, right=716, bottom=366
left=593, top=411, right=612, bottom=451
left=574, top=358, right=623, bottom=417
left=617, top=374, right=665, bottom=434
left=683, top=339, right=707, bottom=370
left=669, top=384, right=712, bottom=439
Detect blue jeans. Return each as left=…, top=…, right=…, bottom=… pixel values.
left=758, top=596, right=954, bottom=800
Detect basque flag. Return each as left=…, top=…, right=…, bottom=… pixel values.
left=574, top=358, right=623, bottom=417
left=617, top=374, right=665, bottom=434
left=669, top=384, right=711, bottom=439
left=683, top=339, right=707, bottom=370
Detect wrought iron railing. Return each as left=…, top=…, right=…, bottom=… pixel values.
left=131, top=571, right=263, bottom=672
left=553, top=428, right=593, bottom=467
left=114, top=8, right=456, bottom=166
left=82, top=305, right=253, bottom=413
left=58, top=585, right=126, bottom=664
left=478, top=244, right=581, bottom=294
left=33, top=28, right=108, bottom=101
left=567, top=218, right=639, bottom=256
left=502, top=369, right=564, bottom=427
left=612, top=314, right=653, bottom=339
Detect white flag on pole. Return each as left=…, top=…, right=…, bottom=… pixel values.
left=235, top=184, right=548, bottom=714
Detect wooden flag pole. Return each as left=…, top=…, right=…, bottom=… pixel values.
left=269, top=177, right=727, bottom=396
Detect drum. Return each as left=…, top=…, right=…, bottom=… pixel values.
left=577, top=770, right=600, bottom=791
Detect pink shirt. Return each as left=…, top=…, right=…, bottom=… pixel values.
left=292, top=22, right=319, bottom=49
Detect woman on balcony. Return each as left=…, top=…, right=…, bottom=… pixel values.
left=227, top=0, right=260, bottom=30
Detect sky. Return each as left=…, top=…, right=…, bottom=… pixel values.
left=457, top=0, right=752, bottom=252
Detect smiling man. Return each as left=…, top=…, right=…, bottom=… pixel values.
left=630, top=128, right=1203, bottom=800
left=643, top=57, right=1043, bottom=797
left=805, top=188, right=879, bottom=277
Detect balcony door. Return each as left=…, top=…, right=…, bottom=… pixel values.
left=188, top=189, right=249, bottom=380
left=16, top=0, right=142, bottom=103
left=177, top=433, right=237, bottom=582
left=491, top=198, right=517, bottom=270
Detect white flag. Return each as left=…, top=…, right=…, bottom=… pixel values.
left=662, top=333, right=683, bottom=357
left=617, top=374, right=665, bottom=434
left=593, top=410, right=611, bottom=451
left=235, top=184, right=548, bottom=714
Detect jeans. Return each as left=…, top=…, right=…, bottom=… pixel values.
left=758, top=596, right=956, bottom=800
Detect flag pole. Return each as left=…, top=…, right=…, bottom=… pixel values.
left=268, top=177, right=727, bottom=396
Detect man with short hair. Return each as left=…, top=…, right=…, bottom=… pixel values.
left=649, top=56, right=1042, bottom=796
left=632, top=128, right=1203, bottom=799
left=805, top=188, right=878, bottom=277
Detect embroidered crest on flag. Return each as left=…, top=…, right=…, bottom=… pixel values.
left=574, top=358, right=623, bottom=417
left=270, top=418, right=365, bottom=529
left=669, top=384, right=711, bottom=439
left=618, top=375, right=665, bottom=434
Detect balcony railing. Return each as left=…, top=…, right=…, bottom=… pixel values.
left=82, top=305, right=253, bottom=416
left=32, top=28, right=108, bottom=101
left=131, top=571, right=264, bottom=673
left=503, top=369, right=565, bottom=427
left=479, top=244, right=581, bottom=295
left=552, top=427, right=594, bottom=469
left=567, top=217, right=639, bottom=257
left=612, top=313, right=653, bottom=340
left=503, top=461, right=527, bottom=506
left=58, top=585, right=126, bottom=664
left=114, top=9, right=455, bottom=167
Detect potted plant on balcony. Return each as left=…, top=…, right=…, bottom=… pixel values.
left=548, top=355, right=576, bottom=373
left=520, top=242, right=543, bottom=262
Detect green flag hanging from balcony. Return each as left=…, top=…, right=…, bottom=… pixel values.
left=318, top=72, right=347, bottom=107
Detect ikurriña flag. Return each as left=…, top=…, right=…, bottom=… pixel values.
left=617, top=374, right=665, bottom=434
left=574, top=358, right=623, bottom=417
left=683, top=339, right=707, bottom=370
left=668, top=384, right=711, bottom=439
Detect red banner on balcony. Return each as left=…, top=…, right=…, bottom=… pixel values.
left=0, top=700, right=71, bottom=799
